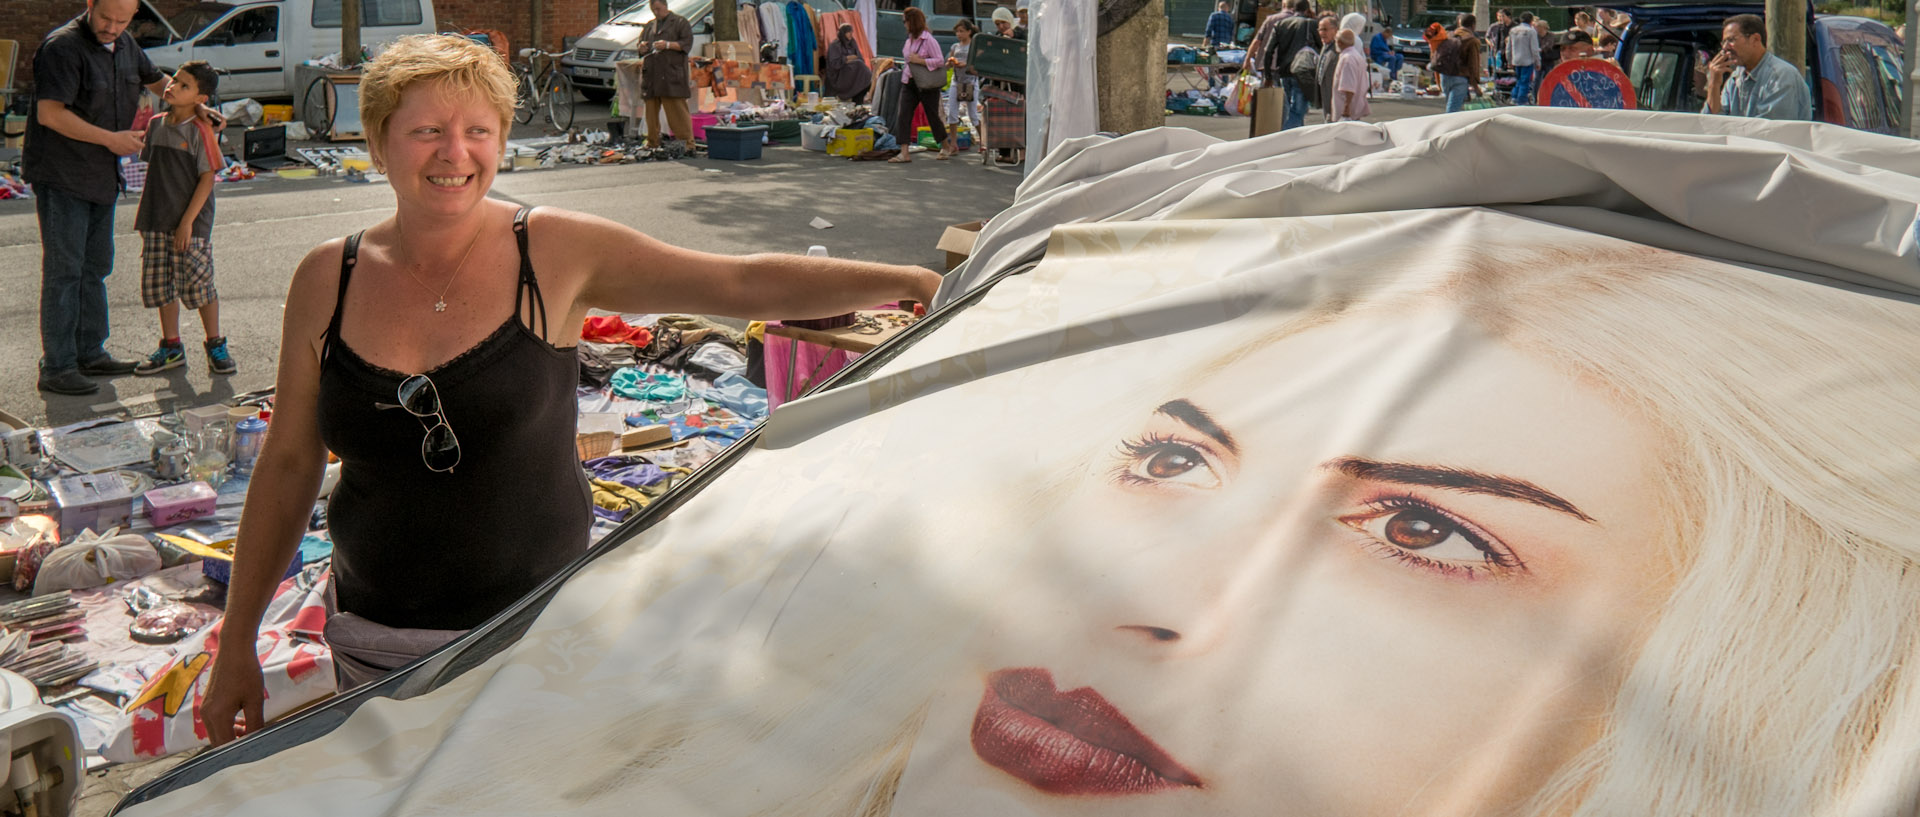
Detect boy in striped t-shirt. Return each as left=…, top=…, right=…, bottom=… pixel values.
left=133, top=60, right=234, bottom=376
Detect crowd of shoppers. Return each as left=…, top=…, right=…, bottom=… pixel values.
left=1233, top=0, right=1811, bottom=126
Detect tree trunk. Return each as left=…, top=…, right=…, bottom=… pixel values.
left=531, top=0, right=546, bottom=53
left=341, top=0, right=361, bottom=66
left=1764, top=0, right=1806, bottom=75
left=1097, top=0, right=1168, bottom=134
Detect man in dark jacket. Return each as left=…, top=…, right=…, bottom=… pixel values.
left=1260, top=0, right=1317, bottom=129
left=638, top=0, right=695, bottom=152
left=25, top=0, right=167, bottom=395
left=1315, top=14, right=1339, bottom=122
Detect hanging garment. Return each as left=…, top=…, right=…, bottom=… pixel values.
left=817, top=10, right=874, bottom=64
left=855, top=0, right=877, bottom=52
left=738, top=3, right=763, bottom=48
left=758, top=2, right=789, bottom=60
left=786, top=0, right=818, bottom=74
left=1028, top=0, right=1096, bottom=166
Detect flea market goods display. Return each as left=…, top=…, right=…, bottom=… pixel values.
left=0, top=306, right=775, bottom=773
left=116, top=110, right=1920, bottom=817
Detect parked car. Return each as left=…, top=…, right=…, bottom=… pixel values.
left=564, top=0, right=848, bottom=104
left=1389, top=10, right=1463, bottom=66
left=1572, top=1, right=1902, bottom=133
left=874, top=0, right=1001, bottom=56
left=133, top=0, right=440, bottom=100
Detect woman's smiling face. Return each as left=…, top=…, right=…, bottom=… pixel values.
left=898, top=310, right=1679, bottom=816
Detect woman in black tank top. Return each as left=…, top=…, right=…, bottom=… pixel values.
left=200, top=34, right=941, bottom=743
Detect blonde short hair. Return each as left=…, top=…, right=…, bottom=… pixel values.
left=359, top=34, right=516, bottom=158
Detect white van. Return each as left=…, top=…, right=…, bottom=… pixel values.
left=132, top=0, right=439, bottom=100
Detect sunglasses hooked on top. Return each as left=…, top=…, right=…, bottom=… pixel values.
left=375, top=374, right=461, bottom=473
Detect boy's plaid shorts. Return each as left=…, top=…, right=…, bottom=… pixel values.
left=140, top=231, right=218, bottom=310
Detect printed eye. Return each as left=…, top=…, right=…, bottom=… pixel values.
left=1340, top=498, right=1525, bottom=578
left=1115, top=435, right=1222, bottom=489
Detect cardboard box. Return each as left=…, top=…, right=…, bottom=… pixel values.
left=826, top=128, right=873, bottom=157
left=704, top=40, right=756, bottom=60
left=937, top=220, right=985, bottom=271
left=620, top=425, right=674, bottom=451
left=48, top=473, right=138, bottom=538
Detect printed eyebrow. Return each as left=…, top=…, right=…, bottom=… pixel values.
left=1155, top=399, right=1239, bottom=456
left=1331, top=457, right=1596, bottom=523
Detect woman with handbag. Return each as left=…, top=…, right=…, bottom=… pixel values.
left=890, top=7, right=952, bottom=164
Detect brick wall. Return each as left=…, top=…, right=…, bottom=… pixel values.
left=5, top=0, right=199, bottom=92
left=437, top=0, right=603, bottom=56
left=3, top=0, right=599, bottom=94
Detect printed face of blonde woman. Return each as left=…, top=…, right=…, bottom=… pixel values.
left=895, top=311, right=1678, bottom=816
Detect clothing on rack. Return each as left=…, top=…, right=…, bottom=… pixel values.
left=738, top=2, right=763, bottom=49
left=786, top=0, right=819, bottom=74
left=758, top=2, right=790, bottom=60
left=855, top=0, right=877, bottom=52
left=817, top=10, right=874, bottom=65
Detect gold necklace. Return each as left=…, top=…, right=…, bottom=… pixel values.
left=395, top=218, right=485, bottom=313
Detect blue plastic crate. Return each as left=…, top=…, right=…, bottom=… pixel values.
left=706, top=125, right=769, bottom=160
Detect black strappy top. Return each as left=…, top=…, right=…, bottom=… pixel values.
left=317, top=207, right=589, bottom=631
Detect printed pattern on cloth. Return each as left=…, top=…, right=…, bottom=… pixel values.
left=139, top=231, right=218, bottom=309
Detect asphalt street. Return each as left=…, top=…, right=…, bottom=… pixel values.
left=1, top=120, right=1026, bottom=426
left=0, top=95, right=1445, bottom=430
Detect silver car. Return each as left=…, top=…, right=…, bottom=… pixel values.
left=564, top=0, right=846, bottom=103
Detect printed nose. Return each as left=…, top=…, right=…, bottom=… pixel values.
left=1116, top=625, right=1182, bottom=643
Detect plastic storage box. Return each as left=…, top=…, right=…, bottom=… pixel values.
left=800, top=122, right=835, bottom=151
left=705, top=125, right=768, bottom=160
left=144, top=481, right=218, bottom=527
left=688, top=111, right=719, bottom=142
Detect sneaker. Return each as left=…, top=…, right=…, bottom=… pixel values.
left=77, top=354, right=139, bottom=377
left=205, top=336, right=237, bottom=375
left=36, top=369, right=99, bottom=395
left=135, top=342, right=187, bottom=376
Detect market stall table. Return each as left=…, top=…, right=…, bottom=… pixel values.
left=764, top=310, right=916, bottom=405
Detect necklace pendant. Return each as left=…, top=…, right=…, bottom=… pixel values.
left=434, top=300, right=447, bottom=313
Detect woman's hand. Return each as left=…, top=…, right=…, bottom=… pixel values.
left=201, top=648, right=267, bottom=746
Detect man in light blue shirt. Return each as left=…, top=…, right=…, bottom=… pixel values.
left=1703, top=13, right=1811, bottom=120
left=1206, top=2, right=1237, bottom=48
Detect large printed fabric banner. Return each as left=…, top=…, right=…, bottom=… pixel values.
left=120, top=111, right=1920, bottom=817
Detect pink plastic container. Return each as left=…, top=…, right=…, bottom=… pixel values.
left=144, top=481, right=218, bottom=528
left=688, top=112, right=718, bottom=142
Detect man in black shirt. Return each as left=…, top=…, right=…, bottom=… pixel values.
left=24, top=0, right=167, bottom=395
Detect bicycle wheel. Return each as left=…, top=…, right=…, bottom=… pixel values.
left=544, top=71, right=576, bottom=131
left=514, top=66, right=537, bottom=124
left=301, top=77, right=336, bottom=141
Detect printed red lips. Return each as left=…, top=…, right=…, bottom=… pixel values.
left=972, top=667, right=1203, bottom=795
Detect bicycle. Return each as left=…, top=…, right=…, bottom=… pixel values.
left=301, top=75, right=338, bottom=141
left=514, top=48, right=576, bottom=131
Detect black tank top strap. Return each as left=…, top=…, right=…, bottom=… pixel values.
left=323, top=230, right=365, bottom=368
left=511, top=206, right=550, bottom=341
